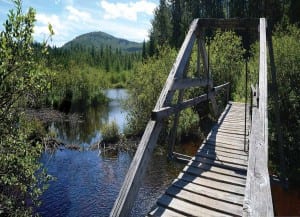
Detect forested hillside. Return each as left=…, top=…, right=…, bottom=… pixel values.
left=63, top=31, right=142, bottom=52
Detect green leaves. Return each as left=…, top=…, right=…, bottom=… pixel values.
left=0, top=0, right=52, bottom=215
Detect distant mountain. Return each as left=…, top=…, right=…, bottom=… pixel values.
left=62, top=31, right=142, bottom=52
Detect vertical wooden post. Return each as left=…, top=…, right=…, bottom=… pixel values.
left=199, top=34, right=218, bottom=117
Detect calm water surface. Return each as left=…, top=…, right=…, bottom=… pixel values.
left=37, top=89, right=183, bottom=217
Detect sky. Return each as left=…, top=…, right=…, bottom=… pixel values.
left=0, top=0, right=158, bottom=47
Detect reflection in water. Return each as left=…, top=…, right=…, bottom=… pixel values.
left=49, top=89, right=128, bottom=147
left=38, top=89, right=184, bottom=216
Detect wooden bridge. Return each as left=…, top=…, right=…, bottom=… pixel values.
left=110, top=18, right=274, bottom=217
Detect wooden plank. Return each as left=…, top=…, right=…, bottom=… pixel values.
left=170, top=78, right=211, bottom=90
left=214, top=82, right=230, bottom=93
left=183, top=165, right=246, bottom=186
left=172, top=179, right=244, bottom=206
left=200, top=145, right=249, bottom=157
left=166, top=186, right=243, bottom=216
left=204, top=140, right=245, bottom=150
left=197, top=18, right=259, bottom=30
left=243, top=18, right=273, bottom=217
left=192, top=155, right=247, bottom=172
left=177, top=172, right=245, bottom=195
left=195, top=152, right=248, bottom=166
left=148, top=206, right=186, bottom=217
left=199, top=35, right=219, bottom=116
left=152, top=86, right=230, bottom=120
left=111, top=19, right=201, bottom=217
left=188, top=160, right=247, bottom=178
left=152, top=93, right=208, bottom=121
left=198, top=147, right=248, bottom=160
left=154, top=19, right=199, bottom=110
left=205, top=138, right=245, bottom=148
left=157, top=194, right=232, bottom=217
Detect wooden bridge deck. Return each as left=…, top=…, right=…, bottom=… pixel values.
left=149, top=102, right=249, bottom=217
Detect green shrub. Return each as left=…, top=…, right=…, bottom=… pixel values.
left=268, top=24, right=300, bottom=184
left=125, top=46, right=177, bottom=136
left=0, top=1, right=51, bottom=215
left=100, top=121, right=120, bottom=143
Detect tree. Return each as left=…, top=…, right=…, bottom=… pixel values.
left=0, top=0, right=52, bottom=215
left=151, top=0, right=173, bottom=47
left=142, top=39, right=147, bottom=60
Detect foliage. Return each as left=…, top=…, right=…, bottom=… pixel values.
left=125, top=45, right=202, bottom=144
left=177, top=108, right=200, bottom=138
left=268, top=25, right=300, bottom=184
left=0, top=0, right=52, bottom=215
left=209, top=31, right=246, bottom=101
left=100, top=121, right=120, bottom=143
left=148, top=0, right=299, bottom=56
left=47, top=65, right=109, bottom=111
left=125, top=46, right=177, bottom=136
left=41, top=36, right=141, bottom=109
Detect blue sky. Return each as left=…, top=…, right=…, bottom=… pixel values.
left=0, top=0, right=158, bottom=47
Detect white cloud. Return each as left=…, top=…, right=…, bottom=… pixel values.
left=35, top=13, right=63, bottom=36
left=100, top=0, right=156, bottom=21
left=32, top=2, right=156, bottom=47
left=66, top=5, right=92, bottom=22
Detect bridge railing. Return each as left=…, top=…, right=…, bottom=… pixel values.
left=243, top=18, right=274, bottom=217
left=110, top=19, right=230, bottom=217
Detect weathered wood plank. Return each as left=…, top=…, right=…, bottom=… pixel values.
left=198, top=147, right=248, bottom=160
left=183, top=165, right=246, bottom=186
left=197, top=18, right=259, bottom=29
left=200, top=145, right=249, bottom=157
left=170, top=78, right=211, bottom=90
left=148, top=206, right=186, bottom=217
left=195, top=152, right=248, bottom=166
left=188, top=160, right=247, bottom=178
left=177, top=172, right=245, bottom=195
left=166, top=186, right=243, bottom=216
left=154, top=19, right=199, bottom=110
left=192, top=155, right=248, bottom=172
left=110, top=18, right=201, bottom=217
left=172, top=179, right=244, bottom=206
left=243, top=18, right=273, bottom=217
left=157, top=194, right=232, bottom=217
left=214, top=82, right=230, bottom=93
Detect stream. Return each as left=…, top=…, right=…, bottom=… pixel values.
left=37, top=89, right=184, bottom=217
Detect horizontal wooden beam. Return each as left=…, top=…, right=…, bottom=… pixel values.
left=152, top=82, right=231, bottom=121
left=197, top=18, right=259, bottom=30
left=170, top=78, right=211, bottom=90
left=214, top=82, right=230, bottom=93
left=152, top=93, right=208, bottom=121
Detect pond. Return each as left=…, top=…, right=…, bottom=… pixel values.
left=37, top=89, right=184, bottom=217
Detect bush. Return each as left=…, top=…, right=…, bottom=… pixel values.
left=100, top=121, right=120, bottom=143
left=268, top=24, right=300, bottom=184
left=125, top=46, right=177, bottom=136
left=209, top=31, right=246, bottom=101
left=0, top=1, right=51, bottom=215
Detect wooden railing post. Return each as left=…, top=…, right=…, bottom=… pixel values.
left=243, top=18, right=274, bottom=217
left=110, top=19, right=199, bottom=217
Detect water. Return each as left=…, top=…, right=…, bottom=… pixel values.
left=48, top=89, right=128, bottom=147
left=37, top=89, right=184, bottom=217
